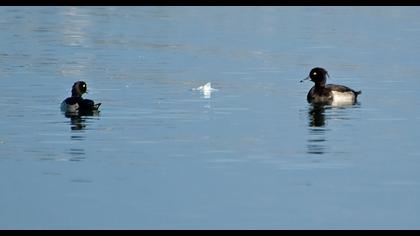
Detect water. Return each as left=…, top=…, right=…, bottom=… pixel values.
left=1, top=6, right=420, bottom=229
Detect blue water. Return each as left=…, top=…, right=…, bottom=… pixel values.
left=1, top=6, right=420, bottom=229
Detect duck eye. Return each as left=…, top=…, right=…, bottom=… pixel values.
left=313, top=72, right=317, bottom=75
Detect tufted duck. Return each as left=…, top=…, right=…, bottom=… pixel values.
left=61, top=81, right=101, bottom=113
left=301, top=67, right=361, bottom=105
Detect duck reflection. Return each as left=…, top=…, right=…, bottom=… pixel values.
left=67, top=148, right=86, bottom=162
left=307, top=103, right=328, bottom=155
left=306, top=102, right=360, bottom=155
left=308, top=103, right=326, bottom=127
left=63, top=110, right=100, bottom=131
left=62, top=110, right=100, bottom=162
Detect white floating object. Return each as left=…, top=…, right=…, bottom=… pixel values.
left=193, top=82, right=218, bottom=99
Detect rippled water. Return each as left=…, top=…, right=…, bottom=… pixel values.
left=1, top=6, right=420, bottom=229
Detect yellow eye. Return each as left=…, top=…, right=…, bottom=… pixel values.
left=313, top=72, right=317, bottom=75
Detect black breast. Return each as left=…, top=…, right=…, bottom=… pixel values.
left=307, top=86, right=332, bottom=103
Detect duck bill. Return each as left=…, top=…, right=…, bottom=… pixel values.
left=300, top=76, right=310, bottom=83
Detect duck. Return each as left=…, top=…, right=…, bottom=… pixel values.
left=301, top=67, right=361, bottom=105
left=61, top=81, right=101, bottom=113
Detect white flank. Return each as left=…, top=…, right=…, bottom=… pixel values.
left=331, top=91, right=356, bottom=106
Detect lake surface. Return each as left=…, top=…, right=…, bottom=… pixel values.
left=1, top=6, right=420, bottom=229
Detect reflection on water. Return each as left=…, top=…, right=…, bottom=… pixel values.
left=67, top=114, right=87, bottom=131
left=307, top=104, right=328, bottom=155
left=62, top=111, right=100, bottom=162
left=63, top=110, right=100, bottom=131
left=306, top=103, right=360, bottom=155
left=67, top=148, right=86, bottom=162
left=308, top=103, right=326, bottom=127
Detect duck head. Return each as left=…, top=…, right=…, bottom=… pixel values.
left=301, top=67, right=329, bottom=86
left=71, top=81, right=88, bottom=97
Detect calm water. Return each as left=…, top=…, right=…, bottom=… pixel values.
left=1, top=6, right=420, bottom=229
